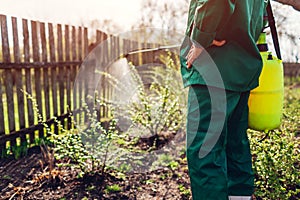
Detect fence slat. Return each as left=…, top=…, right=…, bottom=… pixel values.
left=83, top=27, right=89, bottom=118
left=57, top=24, right=65, bottom=117
left=83, top=27, right=89, bottom=120
left=12, top=17, right=26, bottom=146
left=31, top=20, right=44, bottom=139
left=96, top=30, right=107, bottom=118
left=0, top=16, right=6, bottom=136
left=1, top=15, right=11, bottom=62
left=48, top=23, right=59, bottom=133
left=40, top=22, right=50, bottom=120
left=77, top=27, right=83, bottom=123
left=48, top=23, right=58, bottom=118
left=65, top=25, right=72, bottom=128
left=0, top=75, right=4, bottom=134
left=22, top=19, right=34, bottom=144
left=103, top=34, right=110, bottom=118
left=78, top=27, right=83, bottom=64
left=1, top=15, right=16, bottom=136
left=114, top=36, right=120, bottom=60
left=83, top=27, right=88, bottom=59
left=110, top=35, right=115, bottom=62
left=65, top=24, right=70, bottom=91
left=71, top=26, right=78, bottom=113
left=0, top=74, right=5, bottom=153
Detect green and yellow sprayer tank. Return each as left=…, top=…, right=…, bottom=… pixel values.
left=248, top=32, right=284, bottom=131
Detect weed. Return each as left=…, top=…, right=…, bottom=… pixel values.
left=86, top=185, right=96, bottom=191
left=10, top=141, right=28, bottom=159
left=178, top=184, right=191, bottom=196
left=105, top=184, right=121, bottom=193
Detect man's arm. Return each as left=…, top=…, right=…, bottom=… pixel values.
left=186, top=0, right=235, bottom=68
left=186, top=40, right=226, bottom=69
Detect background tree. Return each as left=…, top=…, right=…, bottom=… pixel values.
left=134, top=0, right=299, bottom=62
left=268, top=2, right=300, bottom=62
left=132, top=0, right=189, bottom=44
left=274, top=0, right=300, bottom=11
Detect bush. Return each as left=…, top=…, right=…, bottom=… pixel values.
left=50, top=53, right=187, bottom=175
left=50, top=101, right=122, bottom=177
left=249, top=84, right=300, bottom=199
left=126, top=56, right=185, bottom=139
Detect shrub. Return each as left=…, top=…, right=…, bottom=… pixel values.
left=51, top=101, right=121, bottom=177
left=249, top=84, right=300, bottom=199
left=123, top=52, right=186, bottom=145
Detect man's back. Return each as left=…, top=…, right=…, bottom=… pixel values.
left=181, top=0, right=268, bottom=91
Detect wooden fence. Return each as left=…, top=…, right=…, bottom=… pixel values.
left=284, top=63, right=300, bottom=77
left=0, top=15, right=176, bottom=156
left=0, top=14, right=92, bottom=155
left=0, top=14, right=299, bottom=157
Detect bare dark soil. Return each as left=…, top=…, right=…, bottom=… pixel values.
left=0, top=146, right=191, bottom=200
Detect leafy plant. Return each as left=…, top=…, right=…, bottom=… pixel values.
left=122, top=53, right=186, bottom=148
left=51, top=127, right=92, bottom=177
left=249, top=84, right=300, bottom=199
left=105, top=184, right=122, bottom=193
left=23, top=89, right=123, bottom=178
left=51, top=100, right=122, bottom=177
left=151, top=153, right=180, bottom=171
left=10, top=141, right=28, bottom=159
left=178, top=183, right=191, bottom=197
left=91, top=54, right=187, bottom=172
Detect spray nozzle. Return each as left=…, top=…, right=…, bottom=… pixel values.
left=257, top=32, right=268, bottom=52
left=267, top=52, right=273, bottom=60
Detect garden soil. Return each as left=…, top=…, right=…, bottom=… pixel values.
left=0, top=146, right=192, bottom=200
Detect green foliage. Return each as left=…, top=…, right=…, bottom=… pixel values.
left=105, top=184, right=122, bottom=193
left=249, top=85, right=300, bottom=199
left=1, top=90, right=52, bottom=159
left=50, top=101, right=121, bottom=177
left=126, top=52, right=186, bottom=138
left=11, top=141, right=28, bottom=159
left=20, top=54, right=300, bottom=199
left=178, top=183, right=191, bottom=197
left=24, top=88, right=122, bottom=176
left=152, top=153, right=180, bottom=171
left=52, top=128, right=92, bottom=176
left=1, top=137, right=52, bottom=159
left=0, top=141, right=28, bottom=159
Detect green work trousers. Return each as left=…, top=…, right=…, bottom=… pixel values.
left=186, top=84, right=254, bottom=200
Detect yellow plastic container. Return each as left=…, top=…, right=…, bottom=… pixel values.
left=248, top=34, right=284, bottom=131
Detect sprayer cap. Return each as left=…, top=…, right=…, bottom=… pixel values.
left=257, top=32, right=268, bottom=52
left=257, top=32, right=267, bottom=44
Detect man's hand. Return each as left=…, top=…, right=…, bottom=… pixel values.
left=185, top=39, right=226, bottom=69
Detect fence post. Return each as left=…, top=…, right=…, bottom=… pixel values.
left=0, top=16, right=6, bottom=153
left=1, top=15, right=15, bottom=135
left=40, top=22, right=50, bottom=121
left=31, top=20, right=44, bottom=140
left=12, top=17, right=27, bottom=146
left=65, top=25, right=72, bottom=129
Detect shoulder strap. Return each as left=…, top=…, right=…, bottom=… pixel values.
left=266, top=1, right=282, bottom=60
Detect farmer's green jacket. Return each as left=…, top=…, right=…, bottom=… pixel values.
left=180, top=0, right=268, bottom=91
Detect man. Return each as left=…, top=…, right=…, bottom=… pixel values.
left=180, top=0, right=268, bottom=199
